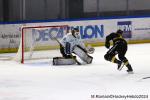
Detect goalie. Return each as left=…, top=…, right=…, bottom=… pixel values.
left=53, top=28, right=94, bottom=65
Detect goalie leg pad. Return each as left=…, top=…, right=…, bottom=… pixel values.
left=53, top=57, right=76, bottom=65
left=73, top=46, right=93, bottom=64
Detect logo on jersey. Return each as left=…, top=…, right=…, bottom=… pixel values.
left=117, top=21, right=132, bottom=38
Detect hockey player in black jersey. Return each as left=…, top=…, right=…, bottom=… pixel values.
left=104, top=29, right=133, bottom=74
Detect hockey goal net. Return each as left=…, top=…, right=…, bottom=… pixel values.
left=14, top=25, right=69, bottom=63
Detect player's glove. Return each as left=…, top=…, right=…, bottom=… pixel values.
left=105, top=42, right=110, bottom=49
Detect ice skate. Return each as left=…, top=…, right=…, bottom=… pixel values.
left=127, top=70, right=134, bottom=74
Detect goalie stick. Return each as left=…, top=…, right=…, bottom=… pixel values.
left=50, top=36, right=81, bottom=65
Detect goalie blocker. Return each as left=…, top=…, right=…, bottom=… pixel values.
left=53, top=45, right=93, bottom=65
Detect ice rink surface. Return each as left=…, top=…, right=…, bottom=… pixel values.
left=0, top=43, right=150, bottom=100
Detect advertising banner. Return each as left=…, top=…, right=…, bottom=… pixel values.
left=0, top=17, right=150, bottom=52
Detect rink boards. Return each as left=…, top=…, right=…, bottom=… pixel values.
left=0, top=16, right=150, bottom=53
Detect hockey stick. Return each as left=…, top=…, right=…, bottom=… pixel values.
left=142, top=77, right=150, bottom=80
left=137, top=76, right=150, bottom=82
left=51, top=36, right=81, bottom=65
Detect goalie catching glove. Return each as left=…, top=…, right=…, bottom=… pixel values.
left=86, top=45, right=95, bottom=54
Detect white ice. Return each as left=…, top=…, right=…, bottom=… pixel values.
left=0, top=43, right=150, bottom=100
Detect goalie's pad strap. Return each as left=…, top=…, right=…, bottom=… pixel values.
left=53, top=57, right=76, bottom=65
left=73, top=45, right=93, bottom=64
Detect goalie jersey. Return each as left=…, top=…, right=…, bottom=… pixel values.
left=59, top=33, right=86, bottom=54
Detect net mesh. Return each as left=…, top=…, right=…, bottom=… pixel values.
left=14, top=25, right=69, bottom=63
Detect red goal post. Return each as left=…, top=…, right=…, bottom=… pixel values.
left=14, top=25, right=69, bottom=63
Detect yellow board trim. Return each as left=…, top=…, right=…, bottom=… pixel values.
left=0, top=40, right=150, bottom=53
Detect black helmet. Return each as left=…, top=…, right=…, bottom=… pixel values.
left=71, top=28, right=79, bottom=34
left=73, top=28, right=79, bottom=31
left=116, top=29, right=123, bottom=34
